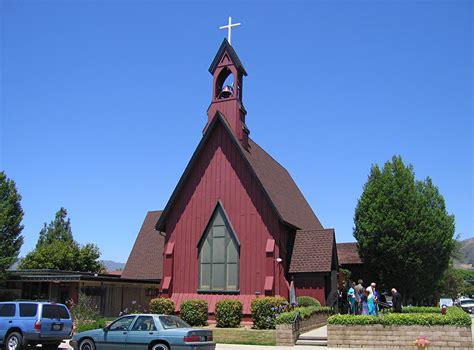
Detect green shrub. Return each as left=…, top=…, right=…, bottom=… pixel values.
left=215, top=299, right=243, bottom=328
left=75, top=318, right=107, bottom=333
left=180, top=299, right=208, bottom=326
left=149, top=298, right=175, bottom=315
left=69, top=293, right=99, bottom=324
left=401, top=306, right=440, bottom=314
left=296, top=296, right=321, bottom=308
left=327, top=307, right=471, bottom=327
left=250, top=296, right=288, bottom=329
left=275, top=306, right=332, bottom=325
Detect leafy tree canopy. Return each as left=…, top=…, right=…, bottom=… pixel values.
left=354, top=156, right=455, bottom=304
left=438, top=265, right=466, bottom=299
left=0, top=172, right=24, bottom=277
left=19, top=208, right=103, bottom=273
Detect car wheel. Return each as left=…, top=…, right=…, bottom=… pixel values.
left=79, top=339, right=96, bottom=350
left=151, top=343, right=169, bottom=350
left=5, top=332, right=23, bottom=350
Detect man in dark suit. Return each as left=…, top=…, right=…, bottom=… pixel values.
left=391, top=288, right=402, bottom=313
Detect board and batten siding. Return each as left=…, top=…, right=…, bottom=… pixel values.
left=162, top=122, right=291, bottom=296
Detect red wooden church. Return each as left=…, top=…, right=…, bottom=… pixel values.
left=122, top=39, right=339, bottom=315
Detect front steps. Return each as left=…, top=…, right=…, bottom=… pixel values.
left=296, top=334, right=328, bottom=346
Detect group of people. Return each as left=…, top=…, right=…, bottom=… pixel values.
left=338, top=279, right=403, bottom=316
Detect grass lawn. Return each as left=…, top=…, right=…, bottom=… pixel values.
left=204, top=325, right=276, bottom=346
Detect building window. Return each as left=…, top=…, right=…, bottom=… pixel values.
left=198, top=204, right=239, bottom=292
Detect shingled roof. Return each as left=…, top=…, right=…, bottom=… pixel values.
left=244, top=138, right=323, bottom=230
left=289, top=229, right=337, bottom=273
left=156, top=113, right=323, bottom=232
left=122, top=211, right=164, bottom=280
left=337, top=242, right=363, bottom=265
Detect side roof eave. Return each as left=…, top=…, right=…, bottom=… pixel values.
left=155, top=112, right=287, bottom=232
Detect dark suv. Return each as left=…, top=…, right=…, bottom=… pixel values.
left=0, top=301, right=73, bottom=350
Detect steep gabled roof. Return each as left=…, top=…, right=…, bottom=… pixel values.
left=244, top=139, right=323, bottom=230
left=209, top=38, right=247, bottom=76
left=337, top=242, right=363, bottom=265
left=155, top=112, right=323, bottom=232
left=122, top=211, right=164, bottom=280
left=289, top=229, right=337, bottom=273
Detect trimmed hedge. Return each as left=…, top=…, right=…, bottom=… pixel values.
left=275, top=306, right=332, bottom=325
left=215, top=299, right=243, bottom=328
left=328, top=307, right=471, bottom=327
left=149, top=298, right=175, bottom=315
left=180, top=299, right=208, bottom=326
left=250, top=296, right=288, bottom=329
left=296, top=296, right=321, bottom=308
left=401, top=306, right=440, bottom=314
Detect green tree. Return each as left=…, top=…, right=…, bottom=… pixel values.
left=354, top=156, right=455, bottom=304
left=19, top=208, right=103, bottom=273
left=438, top=265, right=465, bottom=299
left=0, top=172, right=24, bottom=277
left=37, top=207, right=73, bottom=247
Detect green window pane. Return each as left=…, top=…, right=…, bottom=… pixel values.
left=227, top=240, right=238, bottom=263
left=201, top=239, right=211, bottom=263
left=213, top=212, right=225, bottom=226
left=212, top=264, right=225, bottom=290
left=227, top=263, right=238, bottom=290
left=212, top=237, right=225, bottom=263
left=213, top=225, right=225, bottom=237
left=200, top=263, right=211, bottom=289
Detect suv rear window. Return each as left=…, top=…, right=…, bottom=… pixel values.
left=41, top=305, right=70, bottom=319
left=0, top=304, right=16, bottom=317
left=20, top=303, right=38, bottom=317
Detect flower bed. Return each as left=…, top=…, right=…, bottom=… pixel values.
left=327, top=307, right=472, bottom=349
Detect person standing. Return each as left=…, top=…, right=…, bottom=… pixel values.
left=391, top=288, right=402, bottom=313
left=355, top=279, right=365, bottom=314
left=360, top=290, right=369, bottom=315
left=367, top=282, right=378, bottom=315
left=347, top=282, right=356, bottom=314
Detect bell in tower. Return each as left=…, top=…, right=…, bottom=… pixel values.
left=207, top=38, right=249, bottom=148
left=218, top=85, right=233, bottom=99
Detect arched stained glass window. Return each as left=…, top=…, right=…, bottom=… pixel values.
left=198, top=204, right=239, bottom=291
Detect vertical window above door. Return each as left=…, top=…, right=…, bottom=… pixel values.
left=198, top=203, right=240, bottom=292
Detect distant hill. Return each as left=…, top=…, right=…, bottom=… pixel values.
left=102, top=260, right=125, bottom=272
left=460, top=238, right=474, bottom=265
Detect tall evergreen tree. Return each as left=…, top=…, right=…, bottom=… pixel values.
left=37, top=207, right=73, bottom=247
left=20, top=208, right=103, bottom=273
left=0, top=172, right=24, bottom=277
left=354, top=156, right=455, bottom=304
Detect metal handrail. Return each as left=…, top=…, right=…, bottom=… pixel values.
left=292, top=311, right=301, bottom=332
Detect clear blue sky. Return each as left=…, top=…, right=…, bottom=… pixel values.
left=2, top=0, right=472, bottom=263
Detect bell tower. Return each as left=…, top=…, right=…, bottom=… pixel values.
left=207, top=39, right=249, bottom=148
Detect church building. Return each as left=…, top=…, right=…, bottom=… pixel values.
left=122, top=39, right=339, bottom=315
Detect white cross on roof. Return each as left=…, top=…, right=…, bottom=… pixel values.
left=219, top=16, right=241, bottom=45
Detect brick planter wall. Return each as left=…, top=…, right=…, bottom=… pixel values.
left=327, top=324, right=472, bottom=350
left=276, top=313, right=330, bottom=346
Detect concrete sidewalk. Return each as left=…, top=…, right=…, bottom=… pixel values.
left=58, top=343, right=361, bottom=350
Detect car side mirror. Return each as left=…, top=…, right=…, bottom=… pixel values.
left=103, top=326, right=109, bottom=332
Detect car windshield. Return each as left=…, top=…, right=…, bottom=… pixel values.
left=158, top=315, right=191, bottom=329
left=460, top=299, right=474, bottom=305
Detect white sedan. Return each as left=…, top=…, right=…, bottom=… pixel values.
left=460, top=298, right=474, bottom=314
